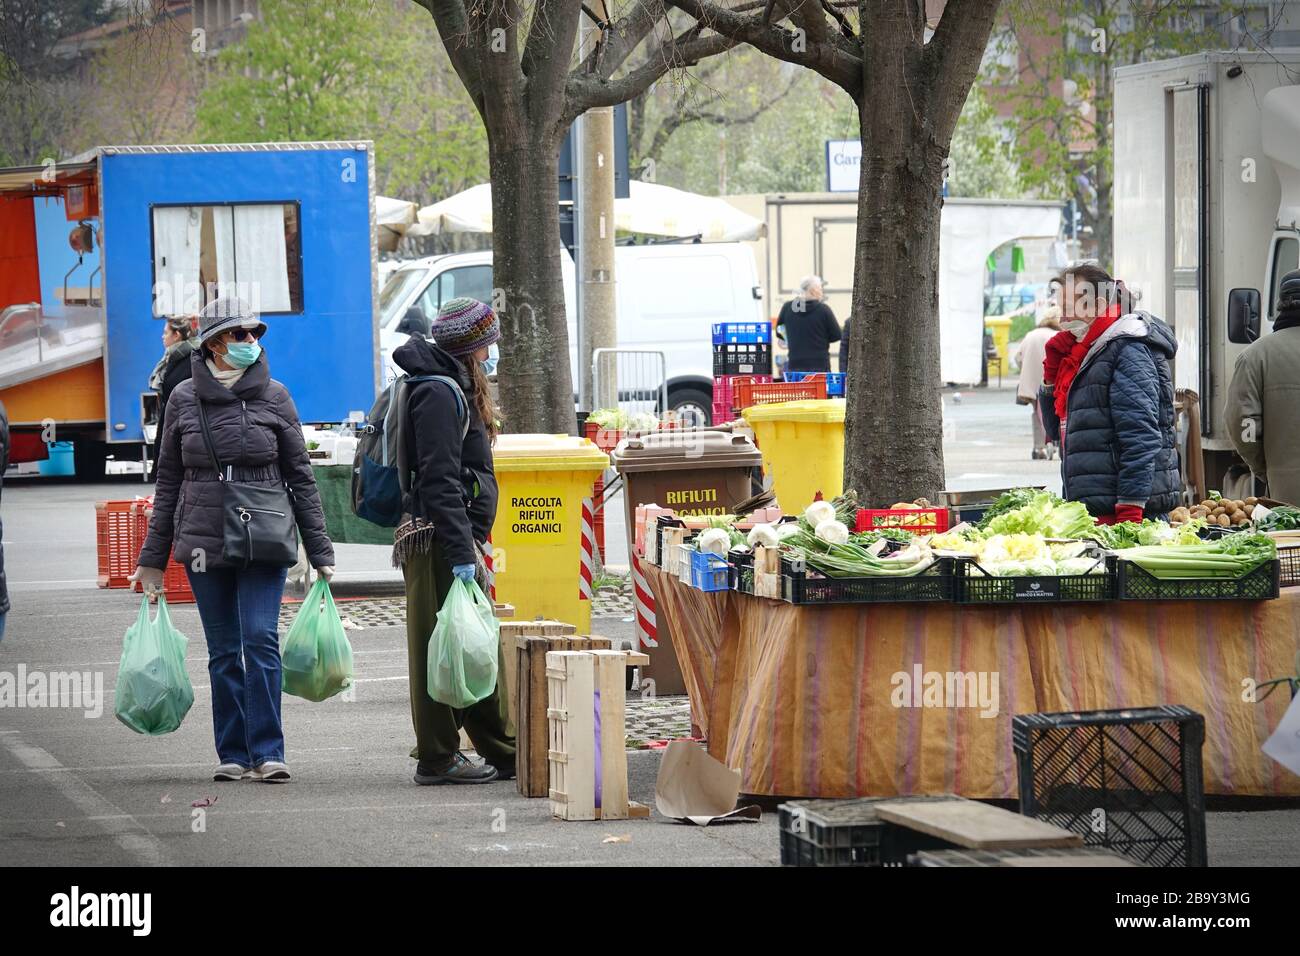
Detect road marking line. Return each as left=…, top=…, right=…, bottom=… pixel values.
left=0, top=733, right=168, bottom=866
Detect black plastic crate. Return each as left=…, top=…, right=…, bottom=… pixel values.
left=1115, top=557, right=1280, bottom=601
left=1013, top=706, right=1207, bottom=867
left=1281, top=546, right=1300, bottom=588
left=778, top=796, right=959, bottom=867
left=712, top=342, right=772, bottom=376
left=955, top=555, right=1114, bottom=604
left=782, top=555, right=955, bottom=605
left=731, top=550, right=754, bottom=594
left=911, top=846, right=1145, bottom=867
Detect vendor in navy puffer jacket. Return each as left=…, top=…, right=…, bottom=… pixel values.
left=1039, top=264, right=1182, bottom=524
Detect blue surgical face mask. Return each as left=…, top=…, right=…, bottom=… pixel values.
left=480, top=343, right=498, bottom=376
left=225, top=341, right=262, bottom=368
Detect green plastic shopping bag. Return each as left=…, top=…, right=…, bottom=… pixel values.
left=427, top=578, right=499, bottom=708
left=281, top=578, right=355, bottom=702
left=115, top=595, right=195, bottom=736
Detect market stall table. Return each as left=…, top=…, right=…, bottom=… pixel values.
left=311, top=463, right=392, bottom=545
left=642, top=562, right=1300, bottom=799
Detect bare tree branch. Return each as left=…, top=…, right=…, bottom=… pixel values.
left=669, top=0, right=862, bottom=95
left=924, top=0, right=1002, bottom=145
left=566, top=29, right=735, bottom=117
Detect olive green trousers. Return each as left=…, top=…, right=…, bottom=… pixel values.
left=402, top=541, right=515, bottom=767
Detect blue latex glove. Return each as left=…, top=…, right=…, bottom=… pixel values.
left=452, top=563, right=477, bottom=583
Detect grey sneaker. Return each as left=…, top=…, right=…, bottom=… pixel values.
left=414, top=752, right=498, bottom=785
left=253, top=761, right=291, bottom=783
left=213, top=763, right=251, bottom=782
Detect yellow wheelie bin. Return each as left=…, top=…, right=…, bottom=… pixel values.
left=490, top=434, right=609, bottom=633
left=741, top=399, right=845, bottom=512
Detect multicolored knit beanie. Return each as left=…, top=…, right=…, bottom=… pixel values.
left=431, top=297, right=500, bottom=357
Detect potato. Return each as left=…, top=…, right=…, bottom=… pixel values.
left=1219, top=513, right=1232, bottom=527
left=1233, top=514, right=1249, bottom=526
left=1232, top=509, right=1247, bottom=523
left=1246, top=496, right=1259, bottom=507
left=1211, top=506, right=1226, bottom=517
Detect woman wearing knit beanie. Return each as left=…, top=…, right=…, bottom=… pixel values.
left=390, top=297, right=514, bottom=784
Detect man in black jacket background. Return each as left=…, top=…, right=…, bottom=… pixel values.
left=777, top=275, right=842, bottom=374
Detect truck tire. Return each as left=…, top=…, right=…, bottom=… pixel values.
left=73, top=439, right=107, bottom=481
left=669, top=387, right=712, bottom=427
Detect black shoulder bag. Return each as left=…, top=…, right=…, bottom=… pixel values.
left=196, top=398, right=300, bottom=568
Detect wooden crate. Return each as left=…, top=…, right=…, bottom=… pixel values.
left=515, top=633, right=610, bottom=797
left=547, top=649, right=649, bottom=821
left=753, top=545, right=782, bottom=599
left=498, top=620, right=576, bottom=733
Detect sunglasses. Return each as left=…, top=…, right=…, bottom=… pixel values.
left=223, top=328, right=258, bottom=343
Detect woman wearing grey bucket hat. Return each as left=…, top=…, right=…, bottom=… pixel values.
left=130, top=296, right=335, bottom=784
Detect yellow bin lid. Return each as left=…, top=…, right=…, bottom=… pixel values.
left=742, top=398, right=846, bottom=425
left=493, top=433, right=610, bottom=473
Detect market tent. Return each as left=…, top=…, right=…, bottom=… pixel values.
left=938, top=199, right=1063, bottom=384
left=408, top=183, right=494, bottom=237
left=375, top=195, right=418, bottom=252
left=617, top=181, right=765, bottom=240
left=407, top=181, right=764, bottom=241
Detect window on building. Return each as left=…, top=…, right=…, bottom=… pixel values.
left=151, top=201, right=303, bottom=316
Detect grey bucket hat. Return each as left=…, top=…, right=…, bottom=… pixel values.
left=196, top=296, right=267, bottom=346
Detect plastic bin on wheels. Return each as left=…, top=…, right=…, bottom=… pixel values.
left=610, top=430, right=762, bottom=696
left=741, top=399, right=845, bottom=513
left=490, top=434, right=609, bottom=633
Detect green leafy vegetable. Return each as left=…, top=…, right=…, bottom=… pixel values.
left=977, top=488, right=1048, bottom=529
left=1257, top=506, right=1300, bottom=532
left=982, top=491, right=1096, bottom=539
left=1120, top=532, right=1276, bottom=579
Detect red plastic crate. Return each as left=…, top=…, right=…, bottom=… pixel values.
left=734, top=376, right=827, bottom=410
left=713, top=374, right=772, bottom=416
left=131, top=501, right=194, bottom=603
left=854, top=507, right=951, bottom=534
left=96, top=500, right=141, bottom=588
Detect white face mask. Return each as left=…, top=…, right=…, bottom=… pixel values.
left=1060, top=318, right=1091, bottom=341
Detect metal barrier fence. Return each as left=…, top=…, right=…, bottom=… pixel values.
left=591, top=348, right=668, bottom=421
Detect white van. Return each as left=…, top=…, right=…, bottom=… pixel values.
left=377, top=242, right=764, bottom=422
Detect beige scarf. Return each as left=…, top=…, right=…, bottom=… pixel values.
left=206, top=358, right=247, bottom=390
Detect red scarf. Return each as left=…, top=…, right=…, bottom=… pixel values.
left=1053, top=304, right=1122, bottom=421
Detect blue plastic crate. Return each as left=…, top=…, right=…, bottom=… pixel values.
left=712, top=322, right=772, bottom=345
left=689, top=550, right=731, bottom=592
left=785, top=371, right=846, bottom=396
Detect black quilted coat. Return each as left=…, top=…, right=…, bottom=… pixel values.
left=138, top=351, right=334, bottom=570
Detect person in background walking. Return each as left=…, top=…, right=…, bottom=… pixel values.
left=131, top=297, right=335, bottom=783
left=392, top=297, right=514, bottom=785
left=1226, top=267, right=1300, bottom=505
left=149, top=314, right=197, bottom=460
left=0, top=400, right=8, bottom=643
left=776, top=275, right=841, bottom=374
left=1039, top=264, right=1180, bottom=524
left=1015, top=305, right=1061, bottom=460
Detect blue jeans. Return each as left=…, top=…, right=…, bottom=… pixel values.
left=186, top=564, right=288, bottom=767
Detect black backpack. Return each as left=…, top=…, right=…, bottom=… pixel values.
left=351, top=373, right=468, bottom=527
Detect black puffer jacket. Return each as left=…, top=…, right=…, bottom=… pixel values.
left=138, top=351, right=334, bottom=570
left=154, top=342, right=195, bottom=448
left=1043, top=312, right=1182, bottom=517
left=394, top=336, right=497, bottom=567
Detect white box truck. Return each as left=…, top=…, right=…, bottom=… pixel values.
left=377, top=242, right=764, bottom=423
left=1114, top=50, right=1300, bottom=489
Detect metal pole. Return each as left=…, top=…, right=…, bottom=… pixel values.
left=574, top=109, right=587, bottom=412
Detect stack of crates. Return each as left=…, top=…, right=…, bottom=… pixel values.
left=95, top=500, right=141, bottom=588
left=712, top=322, right=774, bottom=423
left=130, top=500, right=195, bottom=603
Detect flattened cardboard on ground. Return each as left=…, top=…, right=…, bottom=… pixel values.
left=654, top=740, right=761, bottom=825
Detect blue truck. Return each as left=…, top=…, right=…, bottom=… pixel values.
left=0, top=142, right=380, bottom=477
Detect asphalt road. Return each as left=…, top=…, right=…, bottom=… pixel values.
left=2, top=388, right=1297, bottom=867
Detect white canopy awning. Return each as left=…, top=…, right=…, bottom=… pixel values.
left=376, top=195, right=419, bottom=251
left=407, top=181, right=765, bottom=241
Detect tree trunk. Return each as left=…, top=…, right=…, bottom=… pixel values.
left=843, top=92, right=949, bottom=504
left=487, top=129, right=577, bottom=434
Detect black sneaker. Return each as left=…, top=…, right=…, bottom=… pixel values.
left=414, top=752, right=499, bottom=785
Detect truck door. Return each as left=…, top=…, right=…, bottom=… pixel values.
left=1265, top=230, right=1299, bottom=327
left=1167, top=83, right=1211, bottom=435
